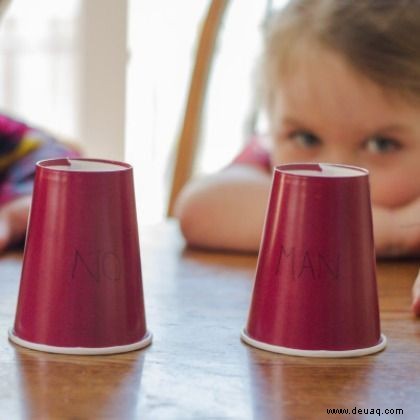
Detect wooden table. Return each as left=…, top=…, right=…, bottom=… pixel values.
left=0, top=221, right=419, bottom=419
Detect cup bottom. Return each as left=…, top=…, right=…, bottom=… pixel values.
left=8, top=329, right=153, bottom=355
left=241, top=329, right=386, bottom=358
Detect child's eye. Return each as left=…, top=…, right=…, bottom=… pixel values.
left=289, top=131, right=321, bottom=148
left=364, top=136, right=402, bottom=153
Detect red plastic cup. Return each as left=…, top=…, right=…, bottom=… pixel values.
left=241, top=163, right=386, bottom=357
left=9, top=158, right=152, bottom=355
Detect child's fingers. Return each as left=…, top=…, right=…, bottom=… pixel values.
left=396, top=197, right=420, bottom=254
left=372, top=206, right=395, bottom=256
left=411, top=269, right=420, bottom=317
left=373, top=200, right=420, bottom=257
left=0, top=196, right=31, bottom=252
left=1, top=196, right=31, bottom=246
left=0, top=216, right=11, bottom=254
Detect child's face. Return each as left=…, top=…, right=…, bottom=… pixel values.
left=270, top=46, right=420, bottom=208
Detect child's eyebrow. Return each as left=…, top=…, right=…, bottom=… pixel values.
left=278, top=117, right=415, bottom=142
left=280, top=117, right=310, bottom=128
left=281, top=119, right=411, bottom=134
left=369, top=123, right=411, bottom=135
left=282, top=117, right=303, bottom=125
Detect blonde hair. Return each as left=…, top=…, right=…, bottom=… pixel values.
left=262, top=0, right=420, bottom=110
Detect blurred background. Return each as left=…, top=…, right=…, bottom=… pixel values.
left=0, top=0, right=287, bottom=225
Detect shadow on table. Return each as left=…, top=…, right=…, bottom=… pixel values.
left=245, top=346, right=382, bottom=419
left=12, top=345, right=146, bottom=419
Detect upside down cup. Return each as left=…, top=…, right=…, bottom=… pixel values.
left=9, top=158, right=152, bottom=355
left=241, top=163, right=386, bottom=357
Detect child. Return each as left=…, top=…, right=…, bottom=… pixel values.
left=0, top=114, right=79, bottom=252
left=174, top=2, right=420, bottom=309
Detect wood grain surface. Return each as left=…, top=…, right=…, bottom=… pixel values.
left=0, top=221, right=419, bottom=419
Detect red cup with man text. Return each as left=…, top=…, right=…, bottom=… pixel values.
left=241, top=163, right=386, bottom=357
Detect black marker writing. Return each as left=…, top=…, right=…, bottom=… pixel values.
left=275, top=245, right=340, bottom=281
left=72, top=249, right=121, bottom=282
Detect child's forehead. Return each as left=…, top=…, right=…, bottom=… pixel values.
left=273, top=45, right=414, bottom=117
left=270, top=59, right=420, bottom=141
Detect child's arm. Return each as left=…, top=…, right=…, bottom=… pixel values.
left=0, top=195, right=31, bottom=252
left=373, top=196, right=420, bottom=257
left=176, top=163, right=420, bottom=256
left=0, top=115, right=80, bottom=252
left=175, top=165, right=271, bottom=252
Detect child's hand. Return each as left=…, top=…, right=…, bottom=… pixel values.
left=412, top=269, right=420, bottom=316
left=373, top=197, right=420, bottom=257
left=0, top=196, right=31, bottom=253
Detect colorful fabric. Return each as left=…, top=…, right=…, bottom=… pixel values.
left=0, top=113, right=80, bottom=206
left=230, top=135, right=272, bottom=172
